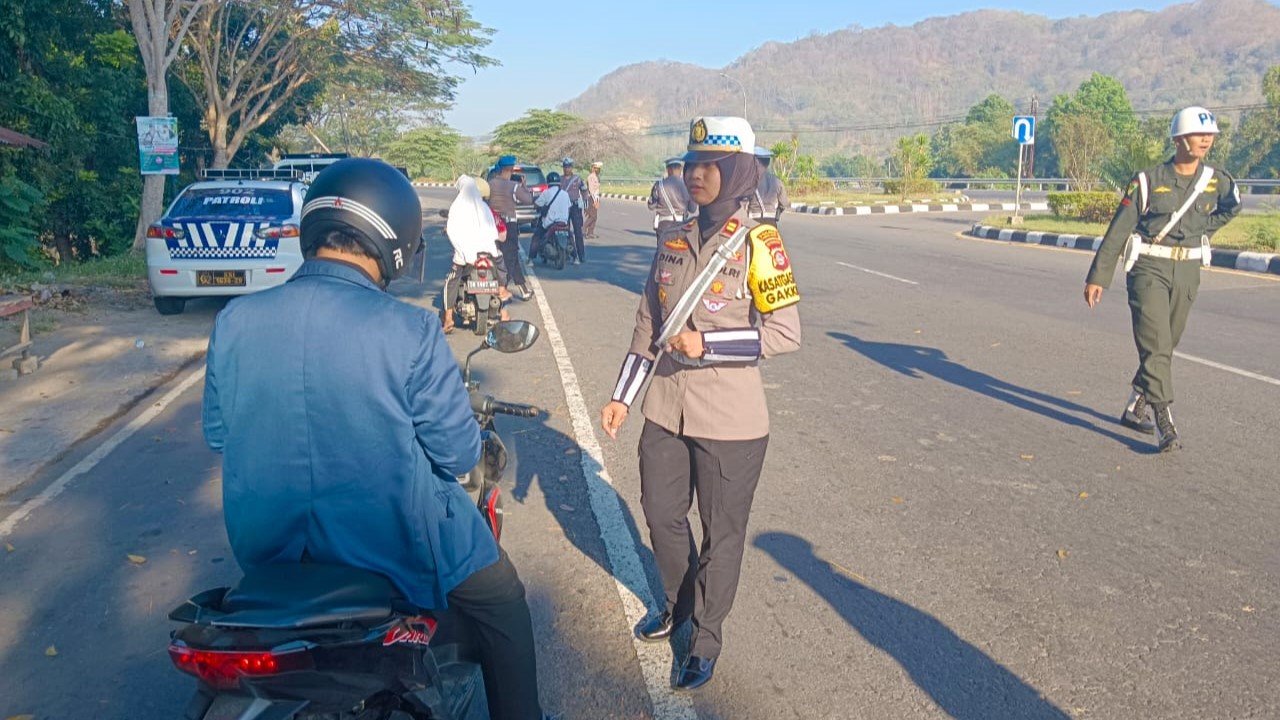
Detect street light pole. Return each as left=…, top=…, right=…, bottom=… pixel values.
left=718, top=73, right=747, bottom=116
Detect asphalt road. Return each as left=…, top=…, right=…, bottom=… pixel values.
left=1, top=193, right=1277, bottom=720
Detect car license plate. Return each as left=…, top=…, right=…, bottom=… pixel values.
left=197, top=270, right=247, bottom=287
left=466, top=280, right=499, bottom=294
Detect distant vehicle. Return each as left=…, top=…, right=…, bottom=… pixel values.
left=487, top=162, right=546, bottom=228
left=144, top=169, right=308, bottom=315
left=271, top=152, right=349, bottom=183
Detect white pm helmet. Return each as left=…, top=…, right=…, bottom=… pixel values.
left=1170, top=106, right=1219, bottom=139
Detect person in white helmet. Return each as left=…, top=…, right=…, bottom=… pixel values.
left=1083, top=106, right=1241, bottom=452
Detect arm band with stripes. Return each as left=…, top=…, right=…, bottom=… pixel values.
left=611, top=353, right=653, bottom=407
left=702, top=328, right=762, bottom=362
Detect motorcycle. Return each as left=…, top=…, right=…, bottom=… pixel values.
left=454, top=252, right=504, bottom=337
left=167, top=320, right=542, bottom=720
left=535, top=221, right=574, bottom=270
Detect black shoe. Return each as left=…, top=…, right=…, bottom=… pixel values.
left=1120, top=390, right=1155, bottom=434
left=674, top=655, right=716, bottom=691
left=1153, top=404, right=1181, bottom=452
left=636, top=611, right=679, bottom=643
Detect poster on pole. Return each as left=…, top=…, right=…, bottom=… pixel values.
left=135, top=116, right=180, bottom=175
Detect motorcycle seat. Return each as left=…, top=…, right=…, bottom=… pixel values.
left=214, top=563, right=403, bottom=629
left=545, top=222, right=569, bottom=233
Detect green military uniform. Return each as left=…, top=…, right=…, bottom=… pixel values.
left=1086, top=159, right=1241, bottom=407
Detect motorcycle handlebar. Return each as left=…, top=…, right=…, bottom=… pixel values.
left=471, top=393, right=540, bottom=418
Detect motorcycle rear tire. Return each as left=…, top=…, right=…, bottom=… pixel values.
left=553, top=247, right=565, bottom=270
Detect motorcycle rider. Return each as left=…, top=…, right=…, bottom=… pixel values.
left=530, top=170, right=573, bottom=261
left=201, top=159, right=548, bottom=720
left=442, top=175, right=510, bottom=333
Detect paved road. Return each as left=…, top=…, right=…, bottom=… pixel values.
left=2, top=194, right=1277, bottom=719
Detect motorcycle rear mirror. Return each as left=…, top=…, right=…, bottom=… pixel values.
left=486, top=321, right=539, bottom=353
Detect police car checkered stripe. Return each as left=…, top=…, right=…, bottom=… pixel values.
left=302, top=196, right=396, bottom=239
left=167, top=221, right=278, bottom=259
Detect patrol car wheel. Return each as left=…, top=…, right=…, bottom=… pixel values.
left=153, top=297, right=186, bottom=315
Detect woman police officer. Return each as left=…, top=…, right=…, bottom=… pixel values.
left=599, top=116, right=802, bottom=690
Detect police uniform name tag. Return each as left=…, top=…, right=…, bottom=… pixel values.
left=747, top=225, right=799, bottom=313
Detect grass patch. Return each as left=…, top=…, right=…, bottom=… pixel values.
left=979, top=214, right=1280, bottom=253
left=1, top=252, right=147, bottom=291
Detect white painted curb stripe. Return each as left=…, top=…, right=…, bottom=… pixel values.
left=522, top=259, right=698, bottom=718
left=1, top=367, right=207, bottom=538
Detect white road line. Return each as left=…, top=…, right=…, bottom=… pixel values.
left=0, top=367, right=207, bottom=538
left=1174, top=351, right=1280, bottom=387
left=522, top=260, right=698, bottom=719
left=836, top=261, right=919, bottom=286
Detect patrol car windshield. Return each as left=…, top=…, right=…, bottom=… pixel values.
left=170, top=187, right=294, bottom=219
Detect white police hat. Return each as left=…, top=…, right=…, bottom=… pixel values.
left=664, top=156, right=685, bottom=167
left=683, top=116, right=756, bottom=163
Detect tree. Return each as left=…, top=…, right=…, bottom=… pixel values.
left=490, top=109, right=580, bottom=162
left=892, top=134, right=933, bottom=199
left=179, top=0, right=493, bottom=168
left=1042, top=74, right=1136, bottom=181
left=819, top=153, right=880, bottom=178
left=1053, top=112, right=1112, bottom=188
left=125, top=0, right=208, bottom=251
left=383, top=126, right=463, bottom=180
left=1230, top=65, right=1280, bottom=180
left=931, top=94, right=1018, bottom=178
left=538, top=121, right=639, bottom=168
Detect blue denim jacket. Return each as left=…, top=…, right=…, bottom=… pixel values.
left=202, top=259, right=493, bottom=609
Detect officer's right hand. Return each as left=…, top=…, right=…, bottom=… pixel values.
left=1084, top=283, right=1104, bottom=308
left=600, top=401, right=629, bottom=440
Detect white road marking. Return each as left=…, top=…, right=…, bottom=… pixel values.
left=0, top=367, right=207, bottom=538
left=1174, top=351, right=1280, bottom=388
left=522, top=259, right=698, bottom=718
left=836, top=261, right=919, bottom=286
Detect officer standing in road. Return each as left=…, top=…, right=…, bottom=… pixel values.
left=584, top=161, right=603, bottom=239
left=560, top=158, right=588, bottom=264
left=488, top=155, right=534, bottom=299
left=599, top=116, right=802, bottom=691
left=746, top=146, right=789, bottom=225
left=1084, top=106, right=1241, bottom=452
left=647, top=156, right=697, bottom=240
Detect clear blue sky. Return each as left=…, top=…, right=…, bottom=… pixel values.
left=442, top=1, right=1197, bottom=137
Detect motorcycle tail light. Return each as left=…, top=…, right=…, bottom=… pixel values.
left=474, top=256, right=493, bottom=270
left=168, top=642, right=313, bottom=690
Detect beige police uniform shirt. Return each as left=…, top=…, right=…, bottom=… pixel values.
left=611, top=209, right=802, bottom=441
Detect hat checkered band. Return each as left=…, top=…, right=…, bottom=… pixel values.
left=700, top=134, right=743, bottom=148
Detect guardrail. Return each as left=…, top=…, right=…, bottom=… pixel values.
left=601, top=176, right=1280, bottom=193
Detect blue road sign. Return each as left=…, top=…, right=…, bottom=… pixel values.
left=1012, top=115, right=1036, bottom=145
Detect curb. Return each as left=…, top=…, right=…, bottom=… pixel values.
left=967, top=224, right=1280, bottom=277
left=790, top=201, right=1049, bottom=216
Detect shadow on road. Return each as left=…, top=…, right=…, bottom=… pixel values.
left=754, top=532, right=1071, bottom=720
left=828, top=331, right=1151, bottom=452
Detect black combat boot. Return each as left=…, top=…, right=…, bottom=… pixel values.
left=1120, top=389, right=1155, bottom=434
left=1153, top=403, right=1181, bottom=453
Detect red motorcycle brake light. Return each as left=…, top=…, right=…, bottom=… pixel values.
left=474, top=256, right=493, bottom=269
left=168, top=643, right=313, bottom=690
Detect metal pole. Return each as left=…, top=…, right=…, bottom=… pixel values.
left=718, top=73, right=747, bottom=116
left=1014, top=143, right=1025, bottom=220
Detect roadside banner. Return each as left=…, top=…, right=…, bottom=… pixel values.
left=135, top=116, right=179, bottom=175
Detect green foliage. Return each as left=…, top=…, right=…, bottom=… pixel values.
left=1101, top=118, right=1168, bottom=190
left=383, top=126, right=464, bottom=180
left=932, top=94, right=1020, bottom=178
left=491, top=110, right=581, bottom=162
left=1229, top=65, right=1280, bottom=180
left=1245, top=212, right=1280, bottom=252
left=1047, top=191, right=1119, bottom=223
left=0, top=172, right=45, bottom=269
left=819, top=153, right=880, bottom=178
left=891, top=134, right=934, bottom=199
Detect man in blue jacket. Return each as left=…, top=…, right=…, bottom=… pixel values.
left=202, top=159, right=546, bottom=720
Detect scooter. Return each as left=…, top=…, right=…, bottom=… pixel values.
left=535, top=221, right=575, bottom=270
left=454, top=252, right=504, bottom=336
left=167, top=321, right=542, bottom=720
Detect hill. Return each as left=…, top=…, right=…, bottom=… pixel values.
left=560, top=0, right=1280, bottom=155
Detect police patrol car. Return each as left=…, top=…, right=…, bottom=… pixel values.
left=144, top=168, right=308, bottom=315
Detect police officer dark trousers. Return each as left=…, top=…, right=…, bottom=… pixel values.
left=1084, top=106, right=1241, bottom=452
left=560, top=158, right=587, bottom=263
left=488, top=155, right=533, bottom=297
left=600, top=117, right=801, bottom=691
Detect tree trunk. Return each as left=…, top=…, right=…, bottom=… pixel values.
left=212, top=114, right=230, bottom=169
left=132, top=79, right=170, bottom=252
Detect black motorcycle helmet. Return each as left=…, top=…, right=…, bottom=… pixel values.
left=300, top=159, right=422, bottom=283
left=546, top=171, right=562, bottom=184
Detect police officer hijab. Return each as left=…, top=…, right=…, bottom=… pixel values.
left=691, top=153, right=760, bottom=241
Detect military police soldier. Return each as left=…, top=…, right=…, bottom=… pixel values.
left=647, top=156, right=697, bottom=240
left=1084, top=106, right=1241, bottom=452
left=746, top=146, right=789, bottom=225
left=600, top=116, right=801, bottom=690
left=487, top=155, right=534, bottom=298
